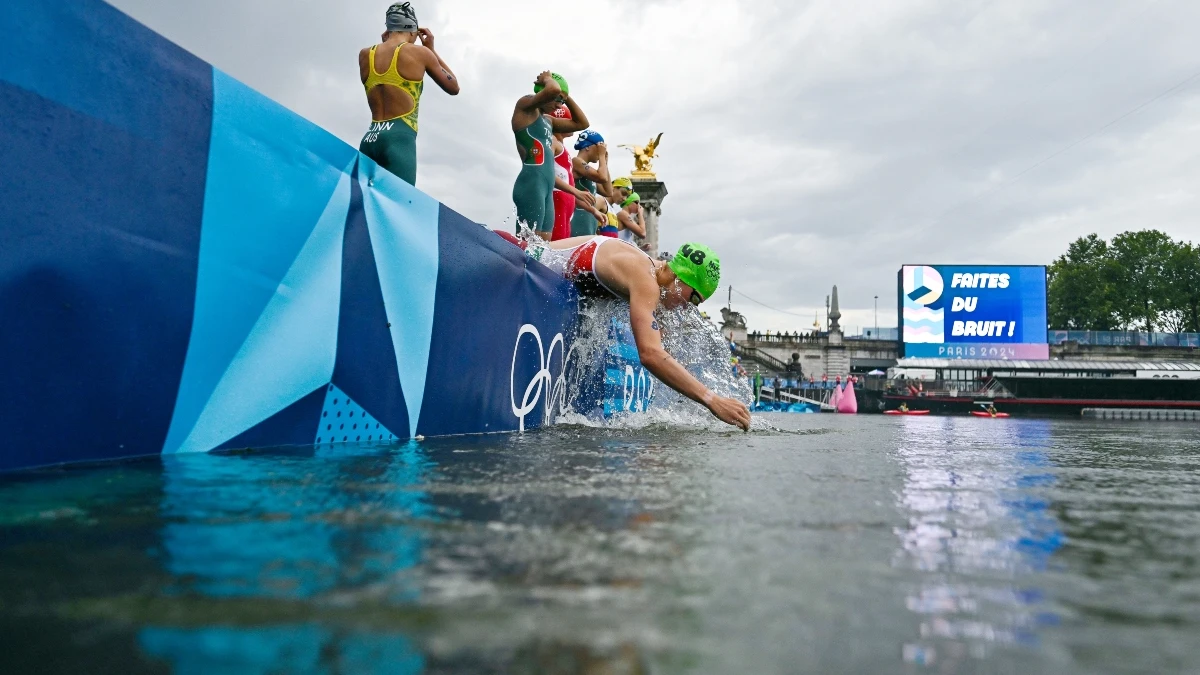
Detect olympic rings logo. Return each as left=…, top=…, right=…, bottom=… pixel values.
left=510, top=324, right=574, bottom=431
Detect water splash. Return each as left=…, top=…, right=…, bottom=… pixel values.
left=502, top=225, right=757, bottom=432
left=557, top=296, right=756, bottom=431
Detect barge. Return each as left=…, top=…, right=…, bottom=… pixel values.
left=881, top=358, right=1200, bottom=417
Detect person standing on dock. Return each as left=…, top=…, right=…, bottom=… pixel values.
left=512, top=72, right=590, bottom=239
left=617, top=191, right=646, bottom=244
left=548, top=108, right=601, bottom=240
left=570, top=130, right=612, bottom=237
left=359, top=3, right=460, bottom=185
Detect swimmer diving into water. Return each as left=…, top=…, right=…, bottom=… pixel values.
left=511, top=72, right=590, bottom=239
left=495, top=232, right=752, bottom=430
left=359, top=2, right=459, bottom=185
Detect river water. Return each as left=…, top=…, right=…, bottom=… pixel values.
left=1, top=415, right=1198, bottom=674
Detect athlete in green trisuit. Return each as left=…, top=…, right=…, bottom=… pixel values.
left=570, top=130, right=612, bottom=237
left=358, top=2, right=459, bottom=185
left=511, top=72, right=590, bottom=239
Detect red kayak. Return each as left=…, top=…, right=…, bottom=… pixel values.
left=970, top=411, right=1010, bottom=418
left=884, top=410, right=930, bottom=415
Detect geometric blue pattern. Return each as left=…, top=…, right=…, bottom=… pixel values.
left=357, top=158, right=440, bottom=438
left=168, top=168, right=353, bottom=454
left=329, top=163, right=413, bottom=442
left=315, top=384, right=398, bottom=446
left=162, top=69, right=356, bottom=454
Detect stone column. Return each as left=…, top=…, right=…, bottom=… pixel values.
left=823, top=285, right=850, bottom=378
left=631, top=179, right=668, bottom=257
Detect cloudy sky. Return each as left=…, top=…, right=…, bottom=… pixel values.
left=107, top=0, right=1200, bottom=334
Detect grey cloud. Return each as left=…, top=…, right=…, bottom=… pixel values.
left=107, top=0, right=1200, bottom=332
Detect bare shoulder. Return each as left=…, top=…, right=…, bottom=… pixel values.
left=358, top=47, right=371, bottom=79
left=405, top=43, right=434, bottom=60
left=514, top=93, right=539, bottom=112
left=607, top=243, right=654, bottom=277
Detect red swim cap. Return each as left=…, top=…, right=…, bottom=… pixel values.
left=552, top=105, right=572, bottom=120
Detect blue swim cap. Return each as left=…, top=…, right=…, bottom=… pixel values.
left=574, top=130, right=604, bottom=151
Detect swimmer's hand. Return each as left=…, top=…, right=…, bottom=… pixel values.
left=705, top=393, right=751, bottom=431
left=574, top=190, right=595, bottom=207
left=417, top=28, right=436, bottom=51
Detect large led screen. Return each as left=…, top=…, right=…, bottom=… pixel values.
left=899, top=265, right=1049, bottom=359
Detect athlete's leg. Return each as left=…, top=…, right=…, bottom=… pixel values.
left=570, top=208, right=597, bottom=237
left=537, top=186, right=556, bottom=240
left=381, top=127, right=417, bottom=185
left=359, top=123, right=418, bottom=185
left=512, top=168, right=551, bottom=234
left=551, top=191, right=574, bottom=240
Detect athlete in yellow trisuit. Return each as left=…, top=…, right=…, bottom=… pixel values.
left=358, top=2, right=460, bottom=185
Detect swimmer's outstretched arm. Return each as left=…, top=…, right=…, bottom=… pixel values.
left=627, top=276, right=751, bottom=431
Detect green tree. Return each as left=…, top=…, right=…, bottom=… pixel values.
left=1164, top=242, right=1200, bottom=333
left=1047, top=234, right=1121, bottom=330
left=1109, top=230, right=1178, bottom=332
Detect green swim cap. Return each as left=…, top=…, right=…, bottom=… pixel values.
left=534, top=72, right=569, bottom=96
left=668, top=243, right=720, bottom=301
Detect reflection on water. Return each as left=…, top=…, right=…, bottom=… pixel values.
left=139, top=443, right=432, bottom=671
left=134, top=434, right=662, bottom=673
left=894, top=417, right=1065, bottom=668
left=1, top=417, right=1199, bottom=674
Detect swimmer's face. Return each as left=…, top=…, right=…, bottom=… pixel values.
left=662, top=279, right=700, bottom=310
left=541, top=96, right=566, bottom=114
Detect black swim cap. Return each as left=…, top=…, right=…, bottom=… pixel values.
left=385, top=2, right=418, bottom=32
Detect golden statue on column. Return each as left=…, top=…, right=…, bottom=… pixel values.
left=620, top=133, right=663, bottom=179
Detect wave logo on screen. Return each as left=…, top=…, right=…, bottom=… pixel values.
left=904, top=265, right=943, bottom=306
left=902, top=266, right=944, bottom=343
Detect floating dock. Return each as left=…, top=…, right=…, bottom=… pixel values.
left=1082, top=408, right=1200, bottom=422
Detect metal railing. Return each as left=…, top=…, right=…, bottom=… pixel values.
left=743, top=328, right=901, bottom=343
left=736, top=346, right=793, bottom=373
left=886, top=378, right=1013, bottom=399
left=848, top=328, right=900, bottom=341
left=759, top=386, right=834, bottom=411
left=1048, top=330, right=1200, bottom=347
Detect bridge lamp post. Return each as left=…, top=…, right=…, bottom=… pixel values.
left=874, top=296, right=878, bottom=336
